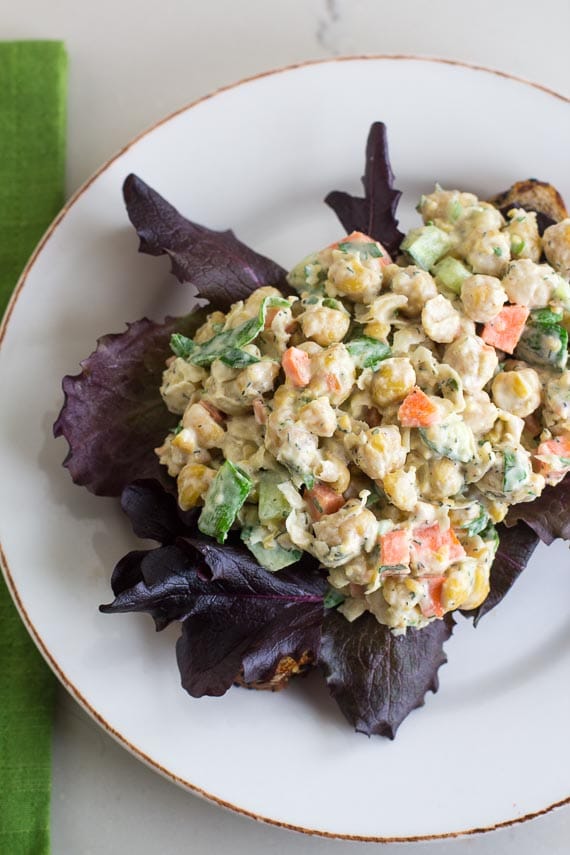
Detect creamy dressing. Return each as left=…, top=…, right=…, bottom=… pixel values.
left=156, top=191, right=570, bottom=631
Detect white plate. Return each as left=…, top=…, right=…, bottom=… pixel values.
left=1, top=57, right=570, bottom=842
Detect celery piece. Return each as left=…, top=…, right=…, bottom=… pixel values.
left=241, top=527, right=302, bottom=571
left=198, top=461, right=252, bottom=543
left=431, top=256, right=471, bottom=294
left=258, top=472, right=291, bottom=525
left=401, top=225, right=453, bottom=270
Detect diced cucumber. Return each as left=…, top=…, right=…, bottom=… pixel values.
left=431, top=256, right=471, bottom=295
left=198, top=461, right=252, bottom=544
left=346, top=336, right=391, bottom=370
left=401, top=225, right=454, bottom=271
left=551, top=273, right=570, bottom=310
left=515, top=310, right=568, bottom=371
left=241, top=527, right=302, bottom=571
left=258, top=472, right=292, bottom=524
left=502, top=450, right=530, bottom=494
left=419, top=415, right=475, bottom=463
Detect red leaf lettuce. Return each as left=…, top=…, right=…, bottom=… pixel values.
left=123, top=174, right=290, bottom=311
left=53, top=314, right=205, bottom=496
left=324, top=121, right=404, bottom=256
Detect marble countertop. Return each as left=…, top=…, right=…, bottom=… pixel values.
left=5, top=1, right=570, bottom=851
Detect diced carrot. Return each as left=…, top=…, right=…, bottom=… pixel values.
left=282, top=347, right=311, bottom=387
left=199, top=401, right=225, bottom=424
left=535, top=435, right=570, bottom=480
left=380, top=530, right=410, bottom=567
left=536, top=435, right=570, bottom=459
left=481, top=305, right=530, bottom=354
left=252, top=398, right=268, bottom=425
left=398, top=387, right=440, bottom=428
left=325, top=373, right=342, bottom=394
left=304, top=483, right=345, bottom=521
left=329, top=231, right=392, bottom=266
left=411, top=523, right=466, bottom=570
left=264, top=307, right=280, bottom=330
left=418, top=576, right=446, bottom=618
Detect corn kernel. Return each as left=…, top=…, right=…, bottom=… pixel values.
left=177, top=463, right=216, bottom=510
left=172, top=428, right=197, bottom=453
left=364, top=321, right=390, bottom=341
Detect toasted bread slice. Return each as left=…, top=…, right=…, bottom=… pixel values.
left=235, top=652, right=314, bottom=692
left=489, top=179, right=568, bottom=227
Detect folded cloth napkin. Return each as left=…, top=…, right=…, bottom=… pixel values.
left=0, top=40, right=67, bottom=855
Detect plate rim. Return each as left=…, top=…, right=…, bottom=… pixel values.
left=1, top=54, right=569, bottom=842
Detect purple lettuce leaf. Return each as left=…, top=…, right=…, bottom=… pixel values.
left=324, top=121, right=404, bottom=256
left=103, top=544, right=198, bottom=631
left=53, top=313, right=205, bottom=497
left=462, top=523, right=540, bottom=626
left=319, top=610, right=454, bottom=739
left=119, top=478, right=199, bottom=544
left=505, top=475, right=570, bottom=545
left=123, top=174, right=290, bottom=311
left=101, top=532, right=327, bottom=696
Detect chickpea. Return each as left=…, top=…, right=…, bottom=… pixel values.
left=370, top=358, right=416, bottom=407
left=388, top=266, right=438, bottom=316
left=444, top=335, right=498, bottom=394
left=326, top=250, right=383, bottom=303
left=421, top=294, right=461, bottom=343
left=503, top=209, right=541, bottom=262
left=542, top=219, right=570, bottom=279
left=345, top=425, right=406, bottom=480
left=491, top=368, right=541, bottom=418
left=501, top=259, right=553, bottom=308
left=177, top=463, right=216, bottom=510
left=300, top=306, right=350, bottom=346
left=460, top=275, right=507, bottom=323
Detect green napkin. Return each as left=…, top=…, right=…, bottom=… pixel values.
left=0, top=40, right=67, bottom=855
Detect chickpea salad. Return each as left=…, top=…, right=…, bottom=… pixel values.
left=56, top=122, right=570, bottom=736
left=156, top=188, right=570, bottom=632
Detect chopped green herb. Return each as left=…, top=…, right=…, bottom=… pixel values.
left=346, top=337, right=391, bottom=370
left=503, top=450, right=529, bottom=494
left=337, top=241, right=383, bottom=258
left=219, top=348, right=261, bottom=368
left=493, top=246, right=503, bottom=257
left=462, top=506, right=490, bottom=537
left=322, top=297, right=347, bottom=312
left=170, top=333, right=196, bottom=359
left=190, top=296, right=289, bottom=368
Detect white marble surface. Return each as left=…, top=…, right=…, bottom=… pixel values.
left=5, top=1, right=570, bottom=851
